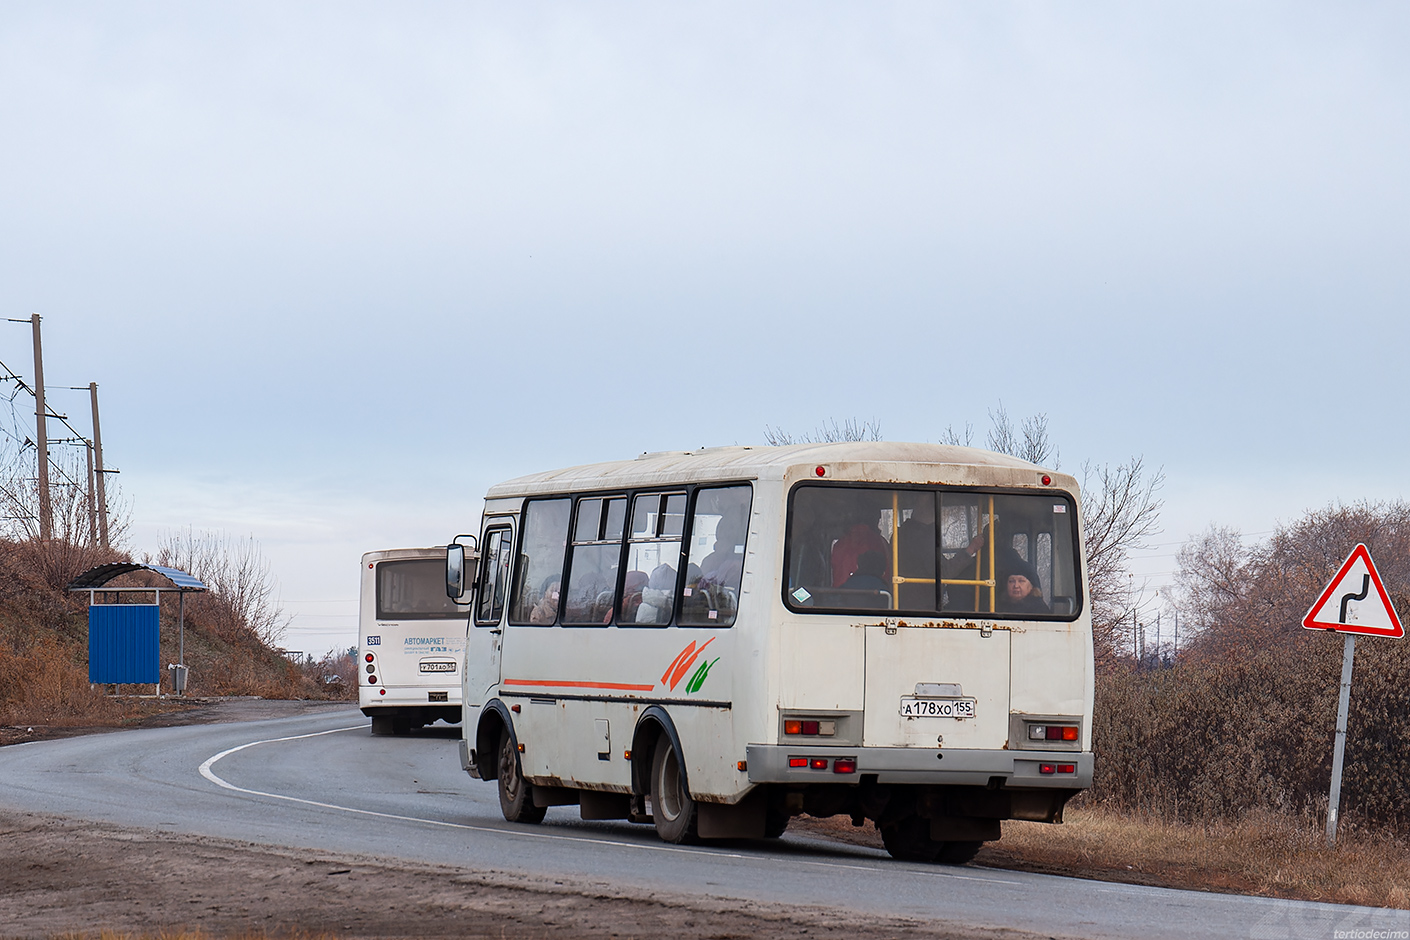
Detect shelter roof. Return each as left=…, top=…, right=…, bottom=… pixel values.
left=67, top=563, right=208, bottom=592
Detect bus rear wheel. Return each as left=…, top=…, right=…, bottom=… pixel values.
left=497, top=733, right=546, bottom=824
left=936, top=840, right=982, bottom=865
left=650, top=739, right=698, bottom=844
left=880, top=815, right=941, bottom=862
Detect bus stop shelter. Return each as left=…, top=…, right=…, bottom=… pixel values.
left=67, top=563, right=208, bottom=694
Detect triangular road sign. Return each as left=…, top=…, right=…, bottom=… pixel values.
left=1302, top=543, right=1404, bottom=638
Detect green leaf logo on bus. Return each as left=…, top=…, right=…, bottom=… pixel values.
left=661, top=637, right=716, bottom=693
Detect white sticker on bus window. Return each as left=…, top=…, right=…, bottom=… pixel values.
left=708, top=610, right=718, bottom=619
left=792, top=587, right=811, bottom=603
left=1053, top=505, right=1066, bottom=513
left=683, top=588, right=692, bottom=596
left=734, top=544, right=744, bottom=554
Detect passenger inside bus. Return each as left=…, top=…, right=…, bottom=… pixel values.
left=999, top=561, right=1050, bottom=614
left=636, top=564, right=677, bottom=624
left=830, top=500, right=890, bottom=587
left=529, top=578, right=560, bottom=624
left=618, top=569, right=649, bottom=622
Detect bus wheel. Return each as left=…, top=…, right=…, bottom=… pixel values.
left=763, top=809, right=791, bottom=838
left=935, top=840, right=982, bottom=865
left=650, top=739, right=698, bottom=844
left=497, top=734, right=546, bottom=824
left=880, top=815, right=941, bottom=862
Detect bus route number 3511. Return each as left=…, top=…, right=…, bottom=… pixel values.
left=899, top=697, right=977, bottom=719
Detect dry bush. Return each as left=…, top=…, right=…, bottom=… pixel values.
left=1094, top=501, right=1410, bottom=836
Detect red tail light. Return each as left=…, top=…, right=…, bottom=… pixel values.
left=809, top=758, right=828, bottom=770
left=365, top=653, right=374, bottom=663
left=1058, top=764, right=1076, bottom=774
left=1039, top=763, right=1056, bottom=775
left=789, top=757, right=808, bottom=768
left=833, top=758, right=857, bottom=774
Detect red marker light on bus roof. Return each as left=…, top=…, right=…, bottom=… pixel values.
left=815, top=466, right=826, bottom=477
left=1041, top=474, right=1051, bottom=486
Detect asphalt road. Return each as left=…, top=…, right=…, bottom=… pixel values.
left=1, top=707, right=1404, bottom=940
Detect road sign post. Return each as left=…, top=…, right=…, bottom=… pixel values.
left=1300, top=543, right=1404, bottom=846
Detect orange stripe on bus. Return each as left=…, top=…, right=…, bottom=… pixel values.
left=502, top=678, right=656, bottom=692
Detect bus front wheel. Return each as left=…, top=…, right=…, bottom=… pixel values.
left=497, top=733, right=546, bottom=824
left=650, top=739, right=698, bottom=844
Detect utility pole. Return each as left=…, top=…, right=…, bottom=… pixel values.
left=30, top=314, right=51, bottom=540
left=89, top=382, right=108, bottom=548
left=84, top=441, right=97, bottom=545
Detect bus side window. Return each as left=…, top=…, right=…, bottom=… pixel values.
left=679, top=485, right=752, bottom=627
left=475, top=527, right=513, bottom=626
left=508, top=498, right=572, bottom=626
left=624, top=492, right=686, bottom=626
left=563, top=495, right=627, bottom=625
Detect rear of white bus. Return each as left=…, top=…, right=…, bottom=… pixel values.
left=747, top=470, right=1094, bottom=862
left=358, top=548, right=469, bottom=735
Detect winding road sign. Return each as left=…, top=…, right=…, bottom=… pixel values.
left=1301, top=543, right=1404, bottom=638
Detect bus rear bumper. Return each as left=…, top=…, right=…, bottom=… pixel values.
left=744, top=745, right=1093, bottom=790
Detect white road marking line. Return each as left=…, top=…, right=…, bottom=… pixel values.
left=198, top=725, right=1020, bottom=886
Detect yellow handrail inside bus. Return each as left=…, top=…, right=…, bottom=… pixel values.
left=891, top=492, right=996, bottom=612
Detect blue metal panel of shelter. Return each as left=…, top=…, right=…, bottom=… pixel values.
left=89, top=605, right=161, bottom=684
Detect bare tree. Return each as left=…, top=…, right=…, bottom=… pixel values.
left=153, top=528, right=290, bottom=647
left=0, top=440, right=130, bottom=547
left=986, top=401, right=1059, bottom=468
left=1081, top=457, right=1165, bottom=660
left=764, top=417, right=882, bottom=446
left=939, top=422, right=975, bottom=446
left=1172, top=525, right=1250, bottom=640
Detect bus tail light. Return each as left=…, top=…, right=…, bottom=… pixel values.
left=1029, top=724, right=1079, bottom=742
left=789, top=758, right=808, bottom=768
left=784, top=718, right=837, bottom=736
left=833, top=758, right=857, bottom=774
left=378, top=688, right=386, bottom=696
left=809, top=758, right=828, bottom=770
left=368, top=675, right=377, bottom=684
left=1039, top=763, right=1055, bottom=775
left=365, top=653, right=375, bottom=663
left=1058, top=764, right=1076, bottom=774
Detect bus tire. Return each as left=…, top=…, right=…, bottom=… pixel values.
left=763, top=809, right=790, bottom=838
left=650, top=738, right=698, bottom=844
left=880, top=815, right=941, bottom=862
left=370, top=715, right=395, bottom=736
left=935, top=840, right=982, bottom=865
left=497, top=733, right=546, bottom=824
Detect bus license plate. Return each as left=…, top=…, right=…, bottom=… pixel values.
left=420, top=662, right=457, bottom=673
left=899, top=697, right=975, bottom=719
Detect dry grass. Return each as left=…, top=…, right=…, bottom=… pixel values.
left=796, top=805, right=1410, bottom=908
left=1012, top=805, right=1410, bottom=908
left=47, top=933, right=341, bottom=940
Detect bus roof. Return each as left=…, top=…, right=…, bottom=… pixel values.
left=485, top=441, right=1073, bottom=499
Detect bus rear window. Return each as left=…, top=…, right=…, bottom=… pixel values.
left=784, top=485, right=1080, bottom=619
left=377, top=559, right=465, bottom=620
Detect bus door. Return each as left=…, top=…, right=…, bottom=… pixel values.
left=466, top=522, right=514, bottom=704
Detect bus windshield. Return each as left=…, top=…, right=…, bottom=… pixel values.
left=784, top=485, right=1080, bottom=618
left=377, top=559, right=465, bottom=620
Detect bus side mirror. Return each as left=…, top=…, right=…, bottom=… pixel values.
left=446, top=537, right=480, bottom=602
left=446, top=545, right=466, bottom=600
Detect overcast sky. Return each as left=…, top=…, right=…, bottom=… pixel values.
left=1, top=2, right=1406, bottom=654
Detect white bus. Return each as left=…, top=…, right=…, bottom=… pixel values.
left=359, top=547, right=468, bottom=735
left=445, top=443, right=1093, bottom=863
